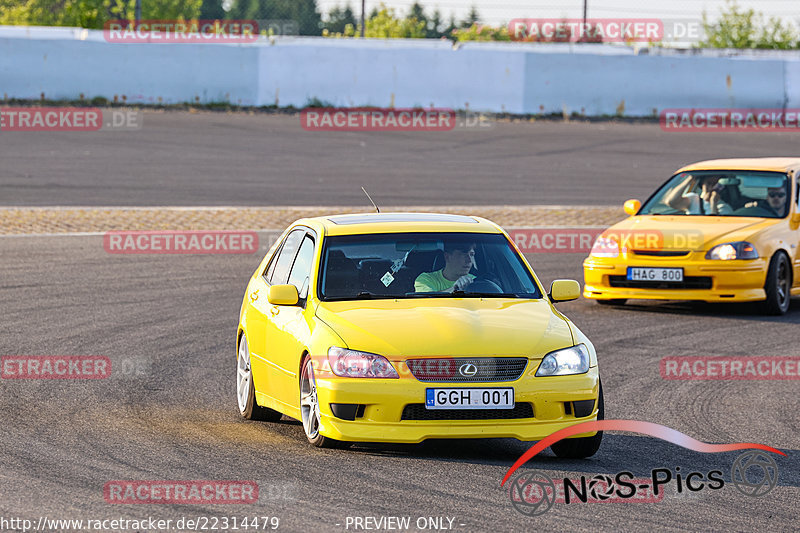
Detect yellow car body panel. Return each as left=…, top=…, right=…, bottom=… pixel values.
left=584, top=158, right=800, bottom=303
left=238, top=213, right=600, bottom=443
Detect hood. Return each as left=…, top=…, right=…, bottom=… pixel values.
left=605, top=215, right=774, bottom=251
left=315, top=298, right=573, bottom=358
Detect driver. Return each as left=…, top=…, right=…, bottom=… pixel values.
left=744, top=186, right=788, bottom=216
left=414, top=242, right=476, bottom=293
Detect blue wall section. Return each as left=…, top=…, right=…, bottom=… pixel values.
left=1, top=27, right=798, bottom=116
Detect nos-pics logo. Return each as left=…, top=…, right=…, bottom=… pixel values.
left=501, top=420, right=783, bottom=516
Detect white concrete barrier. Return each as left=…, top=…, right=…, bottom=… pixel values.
left=1, top=25, right=798, bottom=116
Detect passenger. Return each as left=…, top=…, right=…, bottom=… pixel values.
left=414, top=242, right=476, bottom=293
left=665, top=175, right=733, bottom=215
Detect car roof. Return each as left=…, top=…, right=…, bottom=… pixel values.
left=676, top=157, right=800, bottom=173
left=291, top=212, right=503, bottom=236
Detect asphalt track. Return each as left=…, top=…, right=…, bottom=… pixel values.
left=2, top=115, right=800, bottom=531
left=1, top=233, right=798, bottom=532
left=3, top=112, right=800, bottom=207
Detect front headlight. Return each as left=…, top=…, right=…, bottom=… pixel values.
left=535, top=344, right=590, bottom=376
left=705, top=241, right=758, bottom=260
left=327, top=347, right=399, bottom=378
left=590, top=236, right=620, bottom=258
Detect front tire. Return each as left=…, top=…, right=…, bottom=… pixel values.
left=550, top=381, right=604, bottom=459
left=762, top=252, right=792, bottom=315
left=299, top=356, right=351, bottom=449
left=237, top=335, right=282, bottom=422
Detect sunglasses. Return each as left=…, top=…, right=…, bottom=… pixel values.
left=768, top=191, right=786, bottom=198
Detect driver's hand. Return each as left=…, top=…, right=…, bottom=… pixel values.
left=744, top=201, right=757, bottom=208
left=451, top=275, right=473, bottom=292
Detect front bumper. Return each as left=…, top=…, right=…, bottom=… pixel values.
left=583, top=256, right=768, bottom=302
left=313, top=364, right=600, bottom=443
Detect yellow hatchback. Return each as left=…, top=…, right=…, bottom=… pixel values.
left=237, top=213, right=602, bottom=455
left=584, top=158, right=800, bottom=314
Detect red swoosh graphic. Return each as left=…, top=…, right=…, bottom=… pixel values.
left=501, top=419, right=785, bottom=486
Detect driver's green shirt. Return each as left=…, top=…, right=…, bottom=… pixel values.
left=414, top=269, right=475, bottom=292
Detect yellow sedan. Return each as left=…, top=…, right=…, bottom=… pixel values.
left=584, top=157, right=800, bottom=314
left=236, top=213, right=602, bottom=455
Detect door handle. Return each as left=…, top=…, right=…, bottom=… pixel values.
left=270, top=306, right=280, bottom=316
left=250, top=290, right=259, bottom=302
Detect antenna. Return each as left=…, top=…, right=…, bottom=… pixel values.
left=361, top=187, right=380, bottom=213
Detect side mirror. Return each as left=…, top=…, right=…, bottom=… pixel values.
left=549, top=280, right=581, bottom=303
left=623, top=199, right=641, bottom=216
left=792, top=211, right=800, bottom=224
left=267, top=284, right=299, bottom=306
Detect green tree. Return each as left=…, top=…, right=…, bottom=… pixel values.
left=409, top=2, right=425, bottom=22
left=442, top=13, right=457, bottom=38
left=0, top=0, right=202, bottom=28
left=199, top=0, right=226, bottom=19
left=756, top=17, right=797, bottom=49
left=228, top=0, right=259, bottom=20
left=460, top=5, right=478, bottom=28
left=452, top=23, right=509, bottom=42
left=228, top=0, right=320, bottom=35
left=428, top=9, right=443, bottom=38
left=327, top=4, right=424, bottom=39
left=142, top=0, right=203, bottom=20
left=323, top=3, right=356, bottom=34
left=700, top=0, right=797, bottom=49
left=0, top=0, right=130, bottom=27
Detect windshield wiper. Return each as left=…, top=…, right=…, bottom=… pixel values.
left=354, top=291, right=379, bottom=299
left=451, top=290, right=522, bottom=298
left=324, top=291, right=382, bottom=301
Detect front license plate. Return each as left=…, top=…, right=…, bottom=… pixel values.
left=425, top=388, right=514, bottom=410
left=627, top=267, right=684, bottom=282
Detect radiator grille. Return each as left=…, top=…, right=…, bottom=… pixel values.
left=401, top=403, right=534, bottom=420
left=608, top=276, right=712, bottom=290
left=405, top=357, right=528, bottom=383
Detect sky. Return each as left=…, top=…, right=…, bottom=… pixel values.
left=316, top=1, right=800, bottom=27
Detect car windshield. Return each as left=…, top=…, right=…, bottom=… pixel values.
left=639, top=171, right=790, bottom=218
left=319, top=232, right=542, bottom=300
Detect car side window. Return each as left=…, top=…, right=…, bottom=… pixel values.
left=267, top=230, right=304, bottom=285
left=287, top=235, right=315, bottom=299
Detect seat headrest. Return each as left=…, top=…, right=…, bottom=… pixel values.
left=405, top=249, right=444, bottom=272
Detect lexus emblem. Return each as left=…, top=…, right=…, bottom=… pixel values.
left=459, top=363, right=478, bottom=377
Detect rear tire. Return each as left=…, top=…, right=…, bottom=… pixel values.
left=762, top=252, right=792, bottom=316
left=237, top=335, right=282, bottom=422
left=596, top=299, right=626, bottom=306
left=299, top=356, right=351, bottom=449
left=550, top=381, right=604, bottom=459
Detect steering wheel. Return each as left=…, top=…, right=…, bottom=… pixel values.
left=467, top=275, right=503, bottom=293
left=732, top=205, right=776, bottom=217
